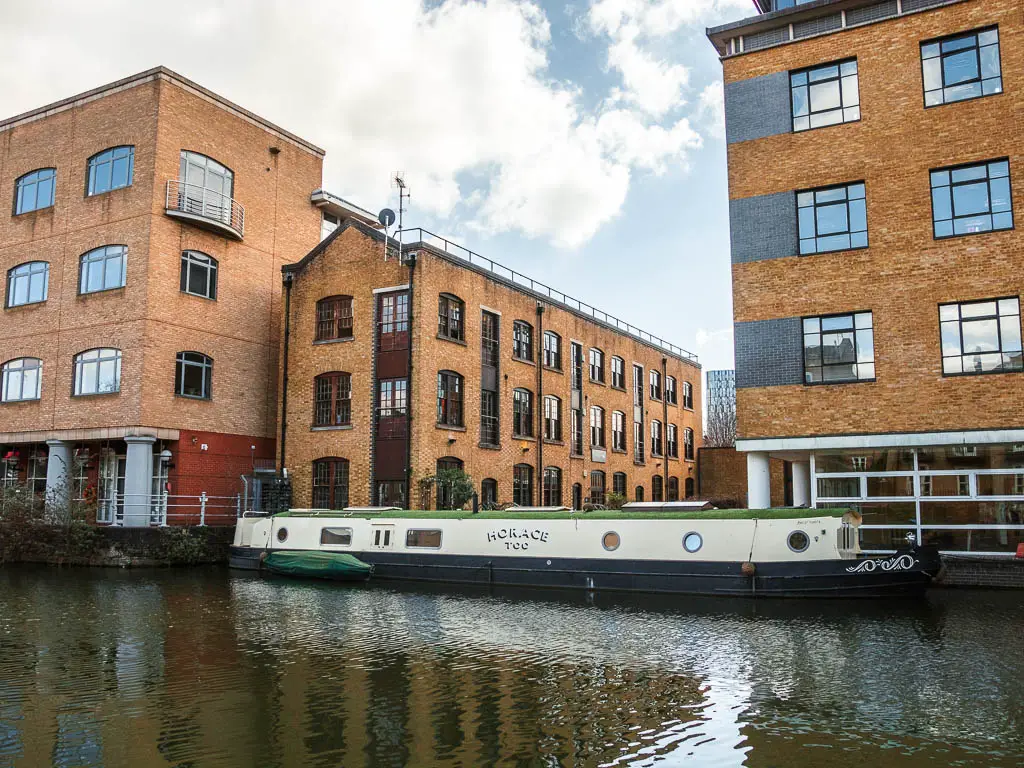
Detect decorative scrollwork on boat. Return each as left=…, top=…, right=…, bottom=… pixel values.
left=845, top=554, right=918, bottom=574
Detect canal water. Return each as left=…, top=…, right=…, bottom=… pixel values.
left=1, top=567, right=1022, bottom=768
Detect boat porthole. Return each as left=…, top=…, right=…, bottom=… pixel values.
left=602, top=531, right=620, bottom=551
left=683, top=531, right=703, bottom=553
left=277, top=527, right=288, bottom=543
left=788, top=530, right=809, bottom=553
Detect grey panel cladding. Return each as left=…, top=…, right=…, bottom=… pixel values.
left=730, top=192, right=797, bottom=264
left=793, top=13, right=842, bottom=39
left=734, top=318, right=804, bottom=389
left=847, top=0, right=898, bottom=26
left=744, top=26, right=790, bottom=52
left=724, top=71, right=791, bottom=145
left=902, top=0, right=948, bottom=11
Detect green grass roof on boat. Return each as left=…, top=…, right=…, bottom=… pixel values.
left=272, top=508, right=849, bottom=521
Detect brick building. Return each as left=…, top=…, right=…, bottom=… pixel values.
left=279, top=223, right=702, bottom=510
left=708, top=0, right=1024, bottom=552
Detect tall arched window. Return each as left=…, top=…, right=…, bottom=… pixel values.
left=179, top=151, right=234, bottom=222
left=312, top=458, right=349, bottom=509
left=612, top=472, right=626, bottom=497
left=87, top=146, right=134, bottom=195
left=481, top=478, right=498, bottom=509
left=316, top=295, right=353, bottom=341
left=175, top=352, right=213, bottom=399
left=668, top=477, right=680, bottom=501
left=513, top=320, right=533, bottom=361
left=635, top=485, right=644, bottom=502
left=682, top=381, right=694, bottom=409
left=73, top=348, right=121, bottom=396
left=589, top=348, right=604, bottom=383
left=650, top=369, right=662, bottom=400
left=314, top=372, right=352, bottom=426
left=513, top=464, right=533, bottom=506
left=512, top=388, right=533, bottom=437
left=651, top=420, right=663, bottom=457
left=1, top=358, right=42, bottom=402
left=15, top=168, right=56, bottom=214
left=652, top=475, right=664, bottom=502
left=543, top=466, right=562, bottom=506
left=438, top=293, right=464, bottom=341
left=590, top=406, right=605, bottom=448
left=685, top=477, right=695, bottom=499
left=666, top=376, right=678, bottom=405
left=6, top=261, right=49, bottom=308
left=667, top=424, right=679, bottom=458
left=437, top=370, right=464, bottom=427
left=436, top=457, right=464, bottom=509
left=543, top=331, right=561, bottom=369
left=544, top=395, right=561, bottom=441
left=590, top=470, right=606, bottom=507
left=180, top=251, right=218, bottom=299
left=684, top=427, right=695, bottom=461
left=79, top=245, right=127, bottom=294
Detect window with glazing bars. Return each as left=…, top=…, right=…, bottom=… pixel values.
left=543, top=331, right=561, bottom=369
left=589, top=348, right=604, bottom=383
left=652, top=475, right=664, bottom=502
left=481, top=311, right=499, bottom=366
left=314, top=372, right=352, bottom=426
left=613, top=472, right=626, bottom=496
left=590, top=406, right=605, bottom=448
left=590, top=470, right=606, bottom=507
left=930, top=159, right=1013, bottom=239
left=791, top=59, right=859, bottom=132
left=940, top=297, right=1022, bottom=376
left=544, top=395, right=561, bottom=441
left=513, top=464, right=533, bottom=506
left=543, top=466, right=561, bottom=506
left=668, top=477, right=679, bottom=501
left=316, top=296, right=353, bottom=341
left=611, top=411, right=626, bottom=451
left=6, top=261, right=48, bottom=307
left=798, top=182, right=867, bottom=254
left=649, top=370, right=661, bottom=400
left=79, top=245, right=127, bottom=294
left=73, top=348, right=121, bottom=396
left=684, top=428, right=695, bottom=461
left=175, top=352, right=213, bottom=399
left=378, top=292, right=409, bottom=351
left=682, top=381, right=693, bottom=409
left=633, top=421, right=644, bottom=463
left=376, top=378, right=408, bottom=438
left=513, top=321, right=533, bottom=361
left=1, top=358, right=42, bottom=403
left=87, top=146, right=134, bottom=196
left=438, top=294, right=464, bottom=341
left=667, top=424, right=678, bottom=458
left=611, top=356, right=625, bottom=388
left=571, top=408, right=583, bottom=455
left=15, top=169, right=56, bottom=214
left=633, top=364, right=643, bottom=405
left=312, top=458, right=349, bottom=509
left=512, top=388, right=533, bottom=437
left=180, top=251, right=217, bottom=299
left=651, top=420, right=663, bottom=457
left=922, top=27, right=1001, bottom=107
left=803, top=312, right=875, bottom=383
left=571, top=343, right=583, bottom=390
left=480, top=390, right=499, bottom=445
left=437, top=370, right=464, bottom=427
left=665, top=376, right=677, bottom=405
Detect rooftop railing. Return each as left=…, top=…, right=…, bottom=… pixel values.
left=165, top=179, right=245, bottom=240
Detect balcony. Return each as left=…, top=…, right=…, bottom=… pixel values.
left=165, top=179, right=245, bottom=240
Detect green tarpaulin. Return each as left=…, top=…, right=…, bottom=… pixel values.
left=263, top=551, right=373, bottom=581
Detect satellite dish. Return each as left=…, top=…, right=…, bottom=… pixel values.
left=378, top=208, right=396, bottom=228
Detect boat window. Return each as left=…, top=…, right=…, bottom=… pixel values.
left=276, top=527, right=288, bottom=543
left=602, top=531, right=620, bottom=551
left=788, top=530, right=810, bottom=553
left=683, top=531, right=703, bottom=553
left=373, top=528, right=393, bottom=547
left=406, top=529, right=442, bottom=548
left=320, top=527, right=352, bottom=546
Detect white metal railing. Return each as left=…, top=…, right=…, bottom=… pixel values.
left=165, top=179, right=245, bottom=237
left=95, top=492, right=241, bottom=527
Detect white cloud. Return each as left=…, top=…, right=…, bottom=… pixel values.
left=0, top=0, right=735, bottom=249
left=698, top=80, right=726, bottom=140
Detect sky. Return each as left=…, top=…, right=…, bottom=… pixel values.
left=0, top=0, right=756, bottom=380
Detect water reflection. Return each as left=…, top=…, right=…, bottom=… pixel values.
left=0, top=566, right=1022, bottom=767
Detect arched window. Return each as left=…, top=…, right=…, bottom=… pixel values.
left=544, top=395, right=561, bottom=441
left=667, top=424, right=679, bottom=458
left=668, top=477, right=680, bottom=501
left=481, top=478, right=498, bottom=509
left=635, top=485, right=644, bottom=502
left=610, top=356, right=625, bottom=388
left=512, top=388, right=533, bottom=437
left=652, top=475, right=664, bottom=502
left=666, top=376, right=678, bottom=405
left=611, top=411, right=626, bottom=451
left=685, top=477, right=695, bottom=499
left=15, top=168, right=56, bottom=214
left=543, top=466, right=562, bottom=506
left=437, top=370, right=464, bottom=427
left=312, top=458, right=349, bottom=509
left=87, top=146, right=134, bottom=196
left=436, top=457, right=464, bottom=509
left=589, top=470, right=606, bottom=507
left=6, top=261, right=49, bottom=308
left=513, top=464, right=533, bottom=506
left=683, top=381, right=694, bottom=409
left=651, top=420, right=663, bottom=457
left=175, top=352, right=213, bottom=399
left=612, top=472, right=627, bottom=496
left=572, top=483, right=583, bottom=511
left=590, top=405, right=605, bottom=448
left=79, top=245, right=127, bottom=294
left=543, top=331, right=561, bottom=369
left=314, top=372, right=352, bottom=426
left=650, top=369, right=662, bottom=400
left=438, top=293, right=464, bottom=341
left=316, top=295, right=353, bottom=341
left=589, top=348, right=604, bottom=383
left=1, top=358, right=42, bottom=402
left=179, top=151, right=234, bottom=216
left=180, top=251, right=218, bottom=300
left=684, top=427, right=695, bottom=461
left=73, top=348, right=121, bottom=396
left=513, top=320, right=533, bottom=361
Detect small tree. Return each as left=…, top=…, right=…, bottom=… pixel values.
left=704, top=404, right=737, bottom=448
left=421, top=467, right=474, bottom=510
left=605, top=492, right=626, bottom=510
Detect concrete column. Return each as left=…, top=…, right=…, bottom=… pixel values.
left=123, top=436, right=156, bottom=528
left=792, top=461, right=811, bottom=507
left=746, top=451, right=771, bottom=509
left=44, top=440, right=72, bottom=519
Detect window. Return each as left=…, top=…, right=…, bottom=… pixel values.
left=803, top=312, right=875, bottom=383
left=481, top=390, right=499, bottom=445
left=321, top=211, right=340, bottom=241
left=314, top=372, right=352, bottom=426
left=633, top=422, right=645, bottom=463
left=513, top=388, right=534, bottom=437
left=635, top=485, right=644, bottom=502
left=930, top=159, right=1012, bottom=239
left=602, top=531, right=620, bottom=550
left=684, top=428, right=695, bottom=461
left=611, top=356, right=625, bottom=388
left=544, top=395, right=561, bottom=441
left=611, top=411, right=626, bottom=452
left=513, top=321, right=533, bottom=361
left=73, top=348, right=121, bottom=396
left=685, top=477, right=695, bottom=498
left=682, top=381, right=693, bottom=410
left=312, top=458, right=349, bottom=509
left=482, top=311, right=499, bottom=366
left=321, top=527, right=352, bottom=546
left=6, top=261, right=49, bottom=307
left=613, top=472, right=626, bottom=496
left=87, top=146, right=134, bottom=196
left=481, top=478, right=498, bottom=508
left=571, top=343, right=583, bottom=390
left=317, top=296, right=354, bottom=341
left=438, top=294, right=464, bottom=341
left=790, top=59, right=859, bottom=132
left=651, top=420, right=663, bottom=457
left=788, top=530, right=810, bottom=553
left=543, top=466, right=562, bottom=506
left=2, top=358, right=42, bottom=402
left=407, top=529, right=442, bottom=548
left=798, top=182, right=867, bottom=255
left=667, top=424, right=678, bottom=458
left=378, top=292, right=409, bottom=351
left=79, top=245, right=127, bottom=294
left=437, top=370, right=464, bottom=427
left=652, top=475, right=664, bottom=502
left=683, top=532, right=702, bottom=553
left=180, top=251, right=217, bottom=300
left=513, top=464, right=533, bottom=506
left=922, top=28, right=1001, bottom=107
left=436, top=457, right=463, bottom=509
left=543, top=331, right=561, bottom=369
left=14, top=169, right=56, bottom=214
left=572, top=483, right=583, bottom=510
left=27, top=449, right=47, bottom=495
left=175, top=352, right=213, bottom=399
left=668, top=477, right=679, bottom=501
left=589, top=470, right=606, bottom=507
left=590, top=405, right=605, bottom=448
left=650, top=370, right=662, bottom=400
left=666, top=376, right=677, bottom=405
left=571, top=408, right=583, bottom=455
left=377, top=378, right=408, bottom=438
left=940, top=297, right=1022, bottom=375
left=589, top=348, right=604, bottom=383
left=178, top=151, right=233, bottom=223
left=377, top=481, right=406, bottom=508
left=633, top=364, right=644, bottom=405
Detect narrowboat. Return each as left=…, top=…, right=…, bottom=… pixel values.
left=230, top=504, right=941, bottom=598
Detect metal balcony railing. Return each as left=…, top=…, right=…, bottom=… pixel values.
left=165, top=179, right=245, bottom=239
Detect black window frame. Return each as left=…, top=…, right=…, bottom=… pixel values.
left=682, top=381, right=693, bottom=410
left=921, top=26, right=1002, bottom=109
left=652, top=475, right=664, bottom=502
left=611, top=410, right=626, bottom=452
left=543, top=466, right=562, bottom=506
left=610, top=356, right=625, bottom=389
left=797, top=181, right=868, bottom=255
left=513, top=320, right=533, bottom=362
left=684, top=428, right=695, bottom=462
left=790, top=58, right=860, bottom=133
left=665, top=375, right=677, bottom=405
left=570, top=408, right=584, bottom=455
left=180, top=250, right=218, bottom=300
left=571, top=342, right=584, bottom=390
left=543, top=331, right=561, bottom=370
left=589, top=470, right=606, bottom=507
left=437, top=293, right=465, bottom=342
left=437, top=370, right=464, bottom=427
left=612, top=472, right=626, bottom=497
left=589, top=348, right=604, bottom=383
left=481, top=478, right=498, bottom=508
left=651, top=419, right=663, bottom=457
left=480, top=390, right=499, bottom=446
left=939, top=296, right=1022, bottom=377
left=512, top=388, right=534, bottom=438
left=314, top=371, right=352, bottom=427
left=803, top=311, right=875, bottom=385
left=175, top=351, right=213, bottom=400
left=513, top=463, right=533, bottom=506
left=667, top=423, right=678, bottom=459
left=649, top=369, right=661, bottom=401
left=590, top=405, right=605, bottom=448
left=543, top=394, right=561, bottom=441
left=930, top=158, right=1013, bottom=240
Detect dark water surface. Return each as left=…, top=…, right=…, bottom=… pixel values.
left=1, top=567, right=1022, bottom=767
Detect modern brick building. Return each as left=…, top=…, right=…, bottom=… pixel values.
left=708, top=0, right=1024, bottom=552
left=279, top=223, right=703, bottom=510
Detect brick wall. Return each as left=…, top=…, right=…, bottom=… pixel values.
left=937, top=555, right=1024, bottom=588
left=697, top=446, right=786, bottom=507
